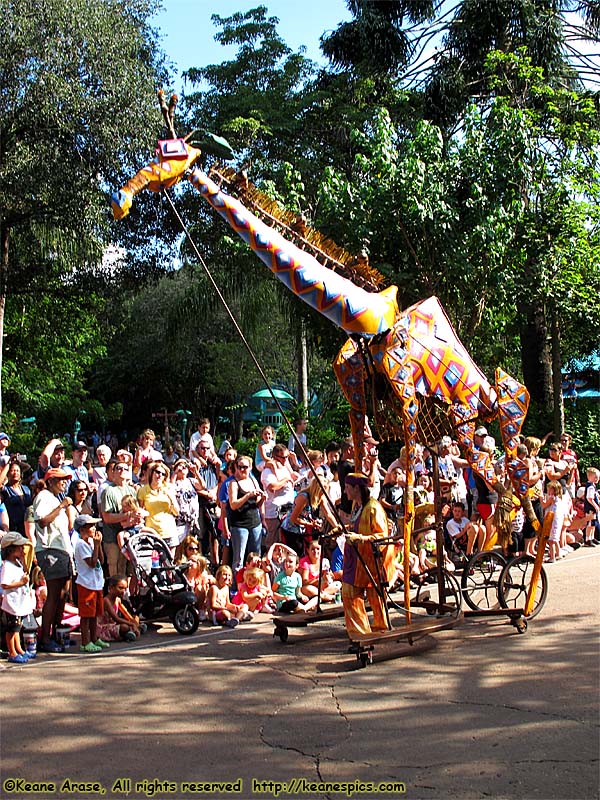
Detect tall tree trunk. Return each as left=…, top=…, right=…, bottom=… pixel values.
left=297, top=319, right=308, bottom=411
left=0, top=223, right=10, bottom=424
left=550, top=304, right=564, bottom=436
left=519, top=297, right=553, bottom=408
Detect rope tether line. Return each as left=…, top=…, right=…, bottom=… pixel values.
left=163, top=188, right=343, bottom=532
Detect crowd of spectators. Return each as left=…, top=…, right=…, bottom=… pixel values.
left=0, top=418, right=598, bottom=660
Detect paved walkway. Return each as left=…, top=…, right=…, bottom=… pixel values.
left=1, top=548, right=598, bottom=800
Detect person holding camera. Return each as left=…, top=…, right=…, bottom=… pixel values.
left=0, top=431, right=11, bottom=467
left=0, top=457, right=31, bottom=535
left=171, top=458, right=203, bottom=544
left=362, top=436, right=384, bottom=499
left=228, top=456, right=266, bottom=577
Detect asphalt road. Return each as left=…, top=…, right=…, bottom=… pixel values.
left=1, top=547, right=598, bottom=800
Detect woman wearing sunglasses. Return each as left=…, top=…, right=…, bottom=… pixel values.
left=66, top=480, right=94, bottom=547
left=137, top=462, right=179, bottom=551
left=228, top=456, right=265, bottom=577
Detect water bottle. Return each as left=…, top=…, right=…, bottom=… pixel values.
left=23, top=629, right=37, bottom=655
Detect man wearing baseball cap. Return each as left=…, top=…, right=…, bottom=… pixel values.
left=64, top=441, right=91, bottom=487
left=31, top=438, right=66, bottom=485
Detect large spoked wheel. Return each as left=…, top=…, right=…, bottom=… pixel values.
left=172, top=604, right=200, bottom=635
left=498, top=555, right=548, bottom=620
left=415, top=568, right=462, bottom=617
left=461, top=550, right=507, bottom=611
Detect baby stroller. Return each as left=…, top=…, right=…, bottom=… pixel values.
left=119, top=530, right=200, bottom=634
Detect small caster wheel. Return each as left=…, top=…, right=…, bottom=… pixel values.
left=515, top=618, right=527, bottom=634
left=426, top=605, right=436, bottom=616
left=277, top=626, right=289, bottom=643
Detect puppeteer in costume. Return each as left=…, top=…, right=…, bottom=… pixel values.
left=342, top=473, right=395, bottom=639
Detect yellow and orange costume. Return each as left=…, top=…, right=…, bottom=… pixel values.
left=341, top=497, right=395, bottom=639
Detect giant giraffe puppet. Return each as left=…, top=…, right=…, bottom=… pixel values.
left=112, top=113, right=539, bottom=615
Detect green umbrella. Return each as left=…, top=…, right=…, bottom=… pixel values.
left=251, top=388, right=295, bottom=401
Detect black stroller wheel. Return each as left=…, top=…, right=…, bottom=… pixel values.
left=173, top=605, right=200, bottom=635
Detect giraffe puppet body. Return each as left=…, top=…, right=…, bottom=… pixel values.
left=112, top=138, right=539, bottom=620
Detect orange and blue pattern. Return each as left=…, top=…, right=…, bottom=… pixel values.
left=188, top=169, right=398, bottom=336
left=111, top=138, right=398, bottom=337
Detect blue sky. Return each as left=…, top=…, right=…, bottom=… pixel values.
left=153, top=0, right=351, bottom=87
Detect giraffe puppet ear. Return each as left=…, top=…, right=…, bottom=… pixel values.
left=186, top=130, right=235, bottom=160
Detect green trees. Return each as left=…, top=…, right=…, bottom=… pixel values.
left=0, top=0, right=166, bottom=421
left=315, top=1, right=600, bottom=434
left=2, top=0, right=598, bottom=454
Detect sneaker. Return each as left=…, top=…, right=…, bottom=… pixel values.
left=124, top=631, right=137, bottom=642
left=7, top=654, right=29, bottom=664
left=242, top=611, right=254, bottom=622
left=198, top=610, right=207, bottom=622
left=571, top=542, right=582, bottom=550
left=38, top=639, right=64, bottom=654
left=224, top=618, right=239, bottom=629
left=80, top=642, right=103, bottom=654
left=23, top=650, right=37, bottom=660
left=94, top=638, right=110, bottom=649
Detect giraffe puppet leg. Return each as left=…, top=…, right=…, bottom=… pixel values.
left=495, top=369, right=539, bottom=532
left=371, top=329, right=422, bottom=623
left=333, top=338, right=368, bottom=466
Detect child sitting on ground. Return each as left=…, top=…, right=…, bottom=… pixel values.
left=390, top=539, right=421, bottom=590
left=97, top=574, right=146, bottom=642
left=298, top=540, right=341, bottom=603
left=232, top=566, right=275, bottom=613
left=207, top=565, right=253, bottom=628
left=265, top=542, right=296, bottom=586
left=235, top=551, right=263, bottom=589
left=418, top=516, right=456, bottom=574
left=30, top=564, right=47, bottom=621
left=184, top=553, right=214, bottom=619
left=272, top=552, right=317, bottom=614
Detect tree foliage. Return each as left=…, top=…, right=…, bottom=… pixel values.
left=0, top=0, right=168, bottom=421
left=1, top=0, right=599, bottom=461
